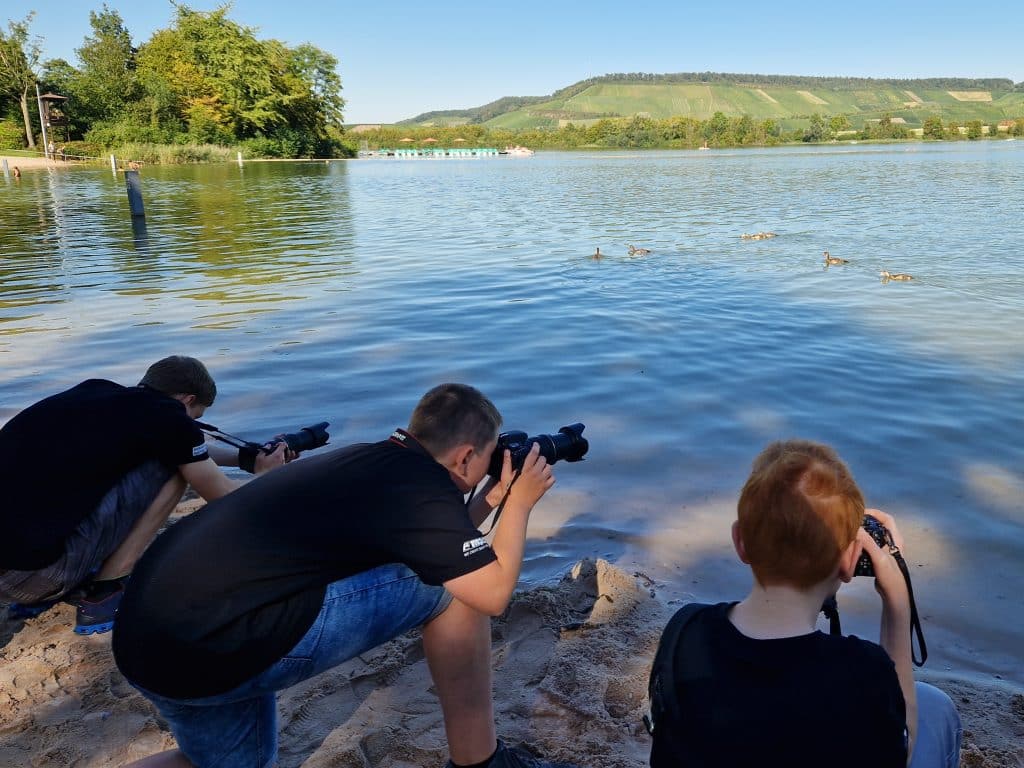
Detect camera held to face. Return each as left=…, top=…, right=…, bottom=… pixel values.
left=487, top=423, right=589, bottom=479
left=854, top=514, right=896, bottom=577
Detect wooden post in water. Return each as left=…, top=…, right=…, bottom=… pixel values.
left=110, top=154, right=117, bottom=176
left=237, top=151, right=243, bottom=167
left=124, top=170, right=145, bottom=219
left=2, top=158, right=9, bottom=180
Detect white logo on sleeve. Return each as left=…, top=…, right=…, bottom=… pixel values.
left=192, top=444, right=209, bottom=457
left=462, top=537, right=489, bottom=557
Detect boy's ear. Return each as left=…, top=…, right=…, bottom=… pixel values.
left=837, top=538, right=860, bottom=583
left=731, top=521, right=751, bottom=564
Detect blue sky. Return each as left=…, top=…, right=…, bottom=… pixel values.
left=6, top=0, right=1023, bottom=124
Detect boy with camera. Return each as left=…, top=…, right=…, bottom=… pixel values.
left=113, top=383, right=579, bottom=768
left=648, top=439, right=961, bottom=768
left=0, top=356, right=287, bottom=635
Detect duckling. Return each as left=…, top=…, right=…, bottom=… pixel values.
left=627, top=244, right=651, bottom=256
left=760, top=231, right=777, bottom=238
left=823, top=250, right=849, bottom=266
left=879, top=270, right=914, bottom=282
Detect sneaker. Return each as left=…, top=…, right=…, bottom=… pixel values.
left=444, top=740, right=580, bottom=768
left=7, top=597, right=63, bottom=620
left=73, top=583, right=125, bottom=635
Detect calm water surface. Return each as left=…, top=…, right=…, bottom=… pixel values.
left=2, top=143, right=1022, bottom=681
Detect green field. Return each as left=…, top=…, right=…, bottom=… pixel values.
left=399, top=75, right=1024, bottom=130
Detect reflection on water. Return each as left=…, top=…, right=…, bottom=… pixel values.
left=2, top=144, right=1023, bottom=678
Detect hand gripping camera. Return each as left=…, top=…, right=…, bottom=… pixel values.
left=198, top=420, right=330, bottom=473
left=487, top=422, right=589, bottom=479
left=830, top=513, right=928, bottom=665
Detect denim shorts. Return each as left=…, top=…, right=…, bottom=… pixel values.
left=0, top=460, right=173, bottom=603
left=135, top=563, right=452, bottom=768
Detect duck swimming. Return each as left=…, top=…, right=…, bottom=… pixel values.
left=591, top=247, right=603, bottom=259
left=627, top=244, right=651, bottom=256
left=824, top=251, right=849, bottom=265
left=879, top=270, right=914, bottom=282
left=741, top=231, right=777, bottom=240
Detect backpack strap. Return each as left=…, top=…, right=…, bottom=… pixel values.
left=644, top=602, right=712, bottom=743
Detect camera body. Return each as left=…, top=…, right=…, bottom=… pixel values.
left=487, top=423, right=588, bottom=479
left=854, top=514, right=895, bottom=577
left=265, top=421, right=330, bottom=454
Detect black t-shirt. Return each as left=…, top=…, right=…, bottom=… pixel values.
left=113, top=431, right=497, bottom=699
left=650, top=602, right=907, bottom=768
left=0, top=380, right=208, bottom=570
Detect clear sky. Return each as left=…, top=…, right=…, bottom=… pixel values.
left=6, top=0, right=1023, bottom=124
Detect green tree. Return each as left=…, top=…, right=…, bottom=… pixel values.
left=828, top=114, right=850, bottom=136
left=803, top=113, right=827, bottom=142
left=72, top=5, right=141, bottom=124
left=966, top=119, right=983, bottom=139
left=922, top=115, right=945, bottom=140
left=0, top=14, right=42, bottom=147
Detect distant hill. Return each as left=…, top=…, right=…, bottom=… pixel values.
left=399, top=72, right=1024, bottom=130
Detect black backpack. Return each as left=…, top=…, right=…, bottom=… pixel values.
left=644, top=602, right=712, bottom=765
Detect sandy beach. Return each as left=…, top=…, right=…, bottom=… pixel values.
left=0, top=154, right=73, bottom=171
left=1, top=500, right=1021, bottom=768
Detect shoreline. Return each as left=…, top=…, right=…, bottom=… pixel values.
left=1, top=534, right=1022, bottom=767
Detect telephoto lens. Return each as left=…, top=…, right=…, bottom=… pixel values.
left=488, top=423, right=588, bottom=479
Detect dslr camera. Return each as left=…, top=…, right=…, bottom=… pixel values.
left=265, top=421, right=330, bottom=454
left=198, top=420, right=330, bottom=473
left=487, top=422, right=589, bottom=479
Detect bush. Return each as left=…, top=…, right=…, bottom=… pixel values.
left=59, top=140, right=103, bottom=161
left=110, top=142, right=235, bottom=165
left=0, top=119, right=25, bottom=150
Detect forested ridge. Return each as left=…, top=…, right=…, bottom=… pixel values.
left=401, top=72, right=1023, bottom=124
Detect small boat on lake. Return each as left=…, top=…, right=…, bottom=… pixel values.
left=500, top=145, right=535, bottom=157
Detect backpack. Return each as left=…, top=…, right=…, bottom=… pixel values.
left=644, top=602, right=712, bottom=764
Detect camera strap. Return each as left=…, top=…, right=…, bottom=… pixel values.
left=478, top=470, right=521, bottom=536
left=195, top=421, right=264, bottom=473
left=891, top=549, right=928, bottom=666
left=823, top=552, right=928, bottom=667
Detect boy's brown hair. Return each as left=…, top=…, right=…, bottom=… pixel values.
left=408, top=383, right=502, bottom=457
left=139, top=356, right=217, bottom=406
left=737, top=440, right=864, bottom=588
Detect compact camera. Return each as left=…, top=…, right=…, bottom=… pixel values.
left=487, top=423, right=589, bottom=479
left=854, top=514, right=896, bottom=577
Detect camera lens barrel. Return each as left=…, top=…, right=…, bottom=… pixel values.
left=487, top=423, right=588, bottom=479
left=277, top=421, right=330, bottom=453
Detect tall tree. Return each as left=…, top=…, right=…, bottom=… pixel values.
left=0, top=14, right=42, bottom=147
left=73, top=5, right=140, bottom=123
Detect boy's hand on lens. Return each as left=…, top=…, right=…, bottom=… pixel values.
left=865, top=508, right=905, bottom=552
left=509, top=443, right=555, bottom=508
left=255, top=442, right=288, bottom=474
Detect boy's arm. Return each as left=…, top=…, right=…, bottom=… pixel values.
left=859, top=509, right=917, bottom=764
left=444, top=445, right=554, bottom=616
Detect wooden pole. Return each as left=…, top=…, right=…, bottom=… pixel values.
left=237, top=151, right=243, bottom=167
left=2, top=158, right=9, bottom=180
left=124, top=169, right=145, bottom=219
left=110, top=154, right=117, bottom=176
left=36, top=84, right=51, bottom=161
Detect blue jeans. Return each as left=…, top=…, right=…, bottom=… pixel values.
left=909, top=682, right=962, bottom=768
left=135, top=563, right=452, bottom=768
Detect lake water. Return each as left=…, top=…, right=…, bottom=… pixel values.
left=2, top=143, right=1022, bottom=683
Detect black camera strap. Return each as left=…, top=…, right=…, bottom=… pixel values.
left=478, top=470, right=521, bottom=536
left=891, top=548, right=928, bottom=666
left=195, top=421, right=264, bottom=473
left=822, top=552, right=928, bottom=667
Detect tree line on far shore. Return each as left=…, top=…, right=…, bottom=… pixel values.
left=352, top=112, right=1024, bottom=152
left=0, top=5, right=349, bottom=161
